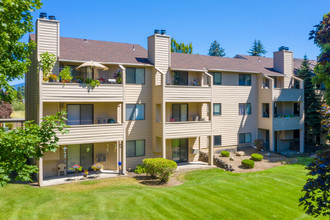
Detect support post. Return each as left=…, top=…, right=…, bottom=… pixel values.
left=38, top=157, right=43, bottom=186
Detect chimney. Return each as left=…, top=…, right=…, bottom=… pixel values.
left=148, top=30, right=170, bottom=73
left=36, top=13, right=60, bottom=74
left=273, top=46, right=293, bottom=75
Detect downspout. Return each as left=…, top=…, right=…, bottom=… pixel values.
left=204, top=70, right=213, bottom=166
left=119, top=64, right=126, bottom=174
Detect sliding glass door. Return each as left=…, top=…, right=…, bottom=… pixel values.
left=172, top=139, right=188, bottom=163
left=67, top=144, right=94, bottom=172
left=173, top=71, right=188, bottom=85
left=67, top=104, right=93, bottom=125
left=172, top=104, right=188, bottom=122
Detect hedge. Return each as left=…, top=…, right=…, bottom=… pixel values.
left=221, top=151, right=230, bottom=157
left=139, top=158, right=177, bottom=182
left=251, top=153, right=263, bottom=161
left=241, top=159, right=255, bottom=168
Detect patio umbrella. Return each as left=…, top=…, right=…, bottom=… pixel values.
left=76, top=61, right=108, bottom=79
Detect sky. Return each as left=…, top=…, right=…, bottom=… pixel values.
left=11, top=0, right=330, bottom=85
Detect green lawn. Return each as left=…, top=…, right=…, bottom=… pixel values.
left=0, top=158, right=322, bottom=220
left=10, top=111, right=25, bottom=119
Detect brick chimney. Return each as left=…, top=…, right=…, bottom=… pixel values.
left=147, top=30, right=171, bottom=73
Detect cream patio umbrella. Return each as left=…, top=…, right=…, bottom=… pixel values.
left=76, top=60, right=109, bottom=79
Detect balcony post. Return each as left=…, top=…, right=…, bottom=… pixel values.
left=299, top=128, right=304, bottom=153
left=209, top=135, right=214, bottom=165
left=38, top=157, right=43, bottom=186
left=119, top=65, right=126, bottom=174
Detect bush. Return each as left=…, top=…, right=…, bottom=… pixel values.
left=134, top=164, right=146, bottom=174
left=142, top=158, right=177, bottom=182
left=251, top=153, right=263, bottom=161
left=241, top=159, right=255, bottom=168
left=221, top=151, right=230, bottom=157
left=11, top=99, right=25, bottom=111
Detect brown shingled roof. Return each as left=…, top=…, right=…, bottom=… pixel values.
left=171, top=53, right=284, bottom=76
left=29, top=34, right=151, bottom=65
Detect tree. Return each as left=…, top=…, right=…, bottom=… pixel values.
left=0, top=0, right=42, bottom=102
left=0, top=100, right=13, bottom=119
left=247, top=40, right=267, bottom=56
left=0, top=112, right=68, bottom=186
left=297, top=55, right=322, bottom=147
left=171, top=38, right=193, bottom=54
left=309, top=12, right=330, bottom=104
left=16, top=87, right=23, bottom=102
left=299, top=149, right=330, bottom=217
left=208, top=40, right=226, bottom=57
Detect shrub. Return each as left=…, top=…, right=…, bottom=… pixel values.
left=11, top=99, right=25, bottom=111
left=251, top=153, right=263, bottom=161
left=221, top=151, right=230, bottom=157
left=59, top=66, right=73, bottom=83
left=142, top=158, right=177, bottom=182
left=134, top=164, right=146, bottom=174
left=241, top=159, right=255, bottom=168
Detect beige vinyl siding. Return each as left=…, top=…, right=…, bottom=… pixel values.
left=42, top=83, right=124, bottom=102
left=165, top=121, right=212, bottom=139
left=155, top=35, right=170, bottom=72
left=37, top=20, right=59, bottom=56
left=165, top=86, right=212, bottom=102
left=258, top=77, right=273, bottom=130
left=273, top=88, right=303, bottom=102
left=212, top=72, right=258, bottom=146
left=273, top=117, right=303, bottom=131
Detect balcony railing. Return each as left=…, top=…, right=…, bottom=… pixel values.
left=165, top=121, right=212, bottom=139
left=165, top=85, right=212, bottom=102
left=41, top=82, right=123, bottom=102
left=273, top=88, right=303, bottom=102
left=57, top=123, right=124, bottom=145
left=273, top=116, right=303, bottom=131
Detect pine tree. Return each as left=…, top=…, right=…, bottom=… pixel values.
left=248, top=40, right=267, bottom=56
left=297, top=55, right=322, bottom=147
left=171, top=38, right=193, bottom=54
left=208, top=40, right=225, bottom=57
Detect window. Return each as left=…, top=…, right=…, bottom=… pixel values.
left=262, top=78, right=270, bottom=89
left=239, top=133, right=252, bottom=143
left=214, top=135, right=222, bottom=146
left=294, top=103, right=300, bottom=116
left=213, top=103, right=221, bottom=116
left=213, top=72, right=222, bottom=85
left=67, top=104, right=93, bottom=125
left=126, top=104, right=145, bottom=120
left=262, top=103, right=269, bottom=118
left=172, top=104, right=188, bottom=122
left=239, top=103, right=251, bottom=115
left=173, top=71, right=188, bottom=85
left=126, top=140, right=145, bottom=157
left=239, top=74, right=251, bottom=86
left=126, top=68, right=145, bottom=84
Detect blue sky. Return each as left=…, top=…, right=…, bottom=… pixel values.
left=12, top=0, right=330, bottom=85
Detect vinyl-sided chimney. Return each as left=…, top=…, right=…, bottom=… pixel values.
left=148, top=30, right=171, bottom=73
left=273, top=46, right=293, bottom=76
left=36, top=13, right=60, bottom=74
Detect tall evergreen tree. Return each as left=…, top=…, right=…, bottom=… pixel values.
left=297, top=55, right=322, bottom=147
left=208, top=40, right=225, bottom=57
left=247, top=40, right=267, bottom=56
left=171, top=38, right=193, bottom=54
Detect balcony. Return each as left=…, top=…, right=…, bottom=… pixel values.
left=57, top=123, right=123, bottom=145
left=273, top=89, right=303, bottom=102
left=165, top=85, right=212, bottom=102
left=41, top=83, right=123, bottom=102
left=273, top=116, right=303, bottom=131
left=165, top=121, right=212, bottom=139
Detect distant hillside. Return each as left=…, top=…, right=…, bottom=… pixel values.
left=12, top=83, right=25, bottom=90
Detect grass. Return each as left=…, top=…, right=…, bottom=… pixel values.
left=0, top=159, right=324, bottom=220
left=10, top=111, right=25, bottom=119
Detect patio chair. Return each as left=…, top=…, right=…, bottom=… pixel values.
left=57, top=164, right=67, bottom=176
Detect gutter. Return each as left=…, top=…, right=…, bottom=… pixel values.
left=59, top=59, right=153, bottom=67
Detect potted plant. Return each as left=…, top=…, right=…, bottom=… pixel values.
left=59, top=66, right=73, bottom=83
left=114, top=70, right=122, bottom=84
left=76, top=76, right=84, bottom=83
left=92, top=163, right=103, bottom=174
left=85, top=78, right=100, bottom=88
left=39, top=51, right=57, bottom=82
left=82, top=170, right=89, bottom=178
left=48, top=74, right=58, bottom=82
left=70, top=164, right=82, bottom=178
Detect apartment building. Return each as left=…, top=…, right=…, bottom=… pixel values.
left=26, top=16, right=304, bottom=186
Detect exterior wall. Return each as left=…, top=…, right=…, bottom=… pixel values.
left=212, top=72, right=258, bottom=147
left=125, top=67, right=153, bottom=169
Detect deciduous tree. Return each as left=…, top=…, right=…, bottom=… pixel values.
left=0, top=100, right=12, bottom=119
left=171, top=38, right=193, bottom=54
left=0, top=0, right=42, bottom=102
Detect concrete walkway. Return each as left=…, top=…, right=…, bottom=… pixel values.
left=176, top=161, right=213, bottom=172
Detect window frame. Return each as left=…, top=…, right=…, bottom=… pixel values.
left=239, top=133, right=252, bottom=144
left=262, top=103, right=270, bottom=118
left=126, top=67, right=145, bottom=85
left=239, top=74, right=251, bottom=86
left=212, top=72, right=222, bottom=85
left=67, top=104, right=94, bottom=125
left=126, top=104, right=145, bottom=121
left=126, top=140, right=145, bottom=157
left=213, top=103, right=222, bottom=116
left=239, top=103, right=252, bottom=115
left=214, top=135, right=222, bottom=146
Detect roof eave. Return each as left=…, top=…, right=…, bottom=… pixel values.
left=59, top=59, right=153, bottom=67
